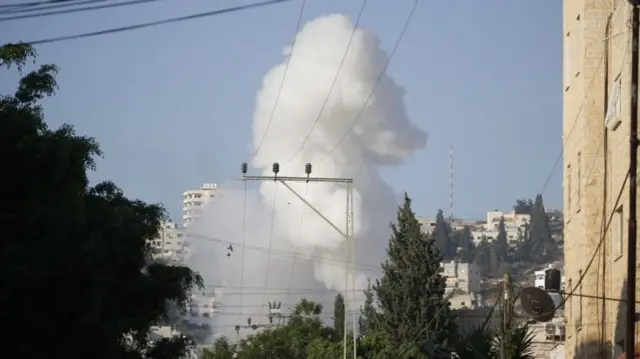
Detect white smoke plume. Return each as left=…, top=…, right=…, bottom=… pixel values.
left=186, top=13, right=426, bottom=339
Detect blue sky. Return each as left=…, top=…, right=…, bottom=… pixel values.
left=1, top=0, right=562, bottom=221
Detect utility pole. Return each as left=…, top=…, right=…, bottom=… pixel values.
left=626, top=2, right=639, bottom=359
left=500, top=273, right=514, bottom=359
left=237, top=161, right=356, bottom=359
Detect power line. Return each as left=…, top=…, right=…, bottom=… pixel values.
left=259, top=184, right=279, bottom=318
left=193, top=288, right=369, bottom=296
left=282, top=183, right=309, bottom=310
left=543, top=170, right=630, bottom=318
left=185, top=231, right=381, bottom=271
left=0, top=0, right=83, bottom=8
left=246, top=0, right=307, bottom=165
left=314, top=0, right=420, bottom=164
left=0, top=0, right=103, bottom=14
left=23, top=0, right=295, bottom=45
left=539, top=49, right=606, bottom=196
left=534, top=11, right=630, bottom=318
left=0, top=0, right=171, bottom=21
left=280, top=0, right=368, bottom=164
left=239, top=181, right=248, bottom=318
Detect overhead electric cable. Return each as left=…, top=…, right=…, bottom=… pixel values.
left=0, top=0, right=81, bottom=8
left=24, top=0, right=295, bottom=45
left=538, top=37, right=613, bottom=195
left=185, top=232, right=380, bottom=271
left=315, top=0, right=419, bottom=163
left=239, top=181, right=248, bottom=316
left=246, top=0, right=307, bottom=165
left=282, top=183, right=309, bottom=308
left=280, top=0, right=368, bottom=164
left=541, top=170, right=630, bottom=318
left=0, top=0, right=170, bottom=21
left=1, top=0, right=114, bottom=15
left=259, top=184, right=279, bottom=318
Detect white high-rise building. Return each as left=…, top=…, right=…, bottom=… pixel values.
left=182, top=183, right=217, bottom=227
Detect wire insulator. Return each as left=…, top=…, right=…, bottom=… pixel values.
left=272, top=162, right=280, bottom=175
left=241, top=162, right=248, bottom=175
left=305, top=163, right=312, bottom=175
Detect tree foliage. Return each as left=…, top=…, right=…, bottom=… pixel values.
left=1, top=43, right=203, bottom=359
left=204, top=298, right=427, bottom=359
left=452, top=226, right=475, bottom=263
left=434, top=209, right=456, bottom=259
left=359, top=278, right=377, bottom=335
left=511, top=194, right=560, bottom=264
left=513, top=199, right=534, bottom=215
left=528, top=195, right=558, bottom=262
left=373, top=194, right=456, bottom=358
left=453, top=322, right=535, bottom=359
left=333, top=293, right=345, bottom=339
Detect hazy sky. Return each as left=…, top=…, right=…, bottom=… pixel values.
left=1, top=0, right=562, bottom=221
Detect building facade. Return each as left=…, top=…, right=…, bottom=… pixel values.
left=440, top=261, right=482, bottom=309
left=470, top=210, right=530, bottom=245
left=183, top=183, right=218, bottom=227
left=150, top=220, right=188, bottom=263
left=563, top=1, right=640, bottom=358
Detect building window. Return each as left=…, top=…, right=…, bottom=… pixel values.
left=574, top=14, right=582, bottom=77
left=613, top=206, right=624, bottom=260
left=567, top=164, right=572, bottom=213
left=577, top=152, right=581, bottom=211
left=564, top=31, right=572, bottom=90
left=577, top=270, right=583, bottom=331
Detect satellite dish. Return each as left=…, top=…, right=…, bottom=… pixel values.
left=519, top=287, right=556, bottom=322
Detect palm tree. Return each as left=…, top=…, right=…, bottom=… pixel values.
left=455, top=274, right=535, bottom=359
left=452, top=322, right=535, bottom=359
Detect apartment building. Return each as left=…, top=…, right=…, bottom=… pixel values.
left=563, top=1, right=640, bottom=358
left=439, top=261, right=482, bottom=309
left=183, top=183, right=218, bottom=227
left=470, top=210, right=530, bottom=245
left=150, top=220, right=188, bottom=263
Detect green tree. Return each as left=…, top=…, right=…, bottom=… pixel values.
left=307, top=337, right=344, bottom=359
left=0, top=43, right=203, bottom=359
left=225, top=299, right=335, bottom=359
left=358, top=331, right=429, bottom=359
left=333, top=293, right=345, bottom=339
left=513, top=199, right=534, bottom=214
left=359, top=278, right=377, bottom=335
left=528, top=194, right=558, bottom=263
left=373, top=194, right=456, bottom=358
left=434, top=209, right=455, bottom=259
left=473, top=237, right=492, bottom=276
left=453, top=319, right=535, bottom=359
left=454, top=275, right=534, bottom=359
left=494, top=216, right=510, bottom=262
left=514, top=224, right=532, bottom=263
left=453, top=226, right=476, bottom=262
left=201, top=337, right=236, bottom=359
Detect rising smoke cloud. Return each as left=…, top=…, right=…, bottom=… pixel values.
left=186, top=13, right=427, bottom=338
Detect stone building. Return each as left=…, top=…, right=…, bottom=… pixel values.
left=562, top=0, right=640, bottom=358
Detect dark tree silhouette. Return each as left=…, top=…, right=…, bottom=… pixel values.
left=0, top=43, right=202, bottom=359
